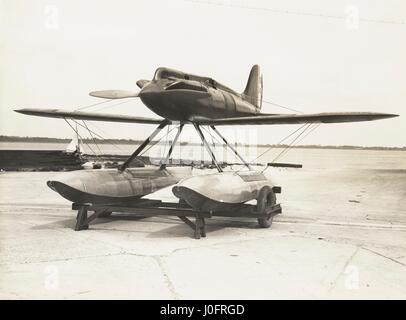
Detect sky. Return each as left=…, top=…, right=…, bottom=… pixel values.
left=0, top=0, right=405, bottom=147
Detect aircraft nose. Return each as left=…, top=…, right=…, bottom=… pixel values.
left=139, top=81, right=161, bottom=95
left=138, top=80, right=211, bottom=121
left=138, top=83, right=163, bottom=102
left=138, top=83, right=169, bottom=114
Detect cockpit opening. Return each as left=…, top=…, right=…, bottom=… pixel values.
left=165, top=80, right=207, bottom=92
left=154, top=67, right=185, bottom=81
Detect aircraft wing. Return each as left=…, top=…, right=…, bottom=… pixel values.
left=14, top=108, right=166, bottom=124
left=197, top=112, right=398, bottom=126
left=15, top=109, right=398, bottom=126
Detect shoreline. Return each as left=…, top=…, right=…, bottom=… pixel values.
left=1, top=136, right=405, bottom=151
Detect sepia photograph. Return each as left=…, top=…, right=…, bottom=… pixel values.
left=0, top=0, right=405, bottom=304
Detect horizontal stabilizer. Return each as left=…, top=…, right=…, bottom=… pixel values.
left=14, top=108, right=165, bottom=124
left=197, top=112, right=398, bottom=126
left=89, top=90, right=139, bottom=99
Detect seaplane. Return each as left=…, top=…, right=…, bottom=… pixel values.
left=15, top=65, right=398, bottom=238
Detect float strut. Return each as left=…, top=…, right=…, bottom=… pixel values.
left=119, top=120, right=169, bottom=171
left=160, top=124, right=184, bottom=170
left=210, top=125, right=252, bottom=170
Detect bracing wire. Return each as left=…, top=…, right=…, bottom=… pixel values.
left=241, top=92, right=304, bottom=114
left=182, top=0, right=405, bottom=25
left=82, top=120, right=102, bottom=156
left=63, top=118, right=99, bottom=156
left=261, top=123, right=321, bottom=172
left=201, top=126, right=221, bottom=163
left=93, top=98, right=138, bottom=112
left=71, top=119, right=130, bottom=154
left=201, top=126, right=238, bottom=165
left=248, top=123, right=309, bottom=165
left=138, top=125, right=180, bottom=158
left=68, top=95, right=142, bottom=154
left=262, top=99, right=303, bottom=114
left=295, top=123, right=321, bottom=145
left=85, top=121, right=127, bottom=153
left=269, top=123, right=313, bottom=164
left=74, top=99, right=112, bottom=112
left=70, top=119, right=105, bottom=140
left=161, top=125, right=170, bottom=159
left=74, top=96, right=137, bottom=113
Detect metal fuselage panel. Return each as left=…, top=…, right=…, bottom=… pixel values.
left=138, top=68, right=259, bottom=122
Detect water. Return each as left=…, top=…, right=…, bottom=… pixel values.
left=1, top=141, right=405, bottom=170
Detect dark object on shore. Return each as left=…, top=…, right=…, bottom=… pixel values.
left=267, top=162, right=303, bottom=168
left=0, top=150, right=83, bottom=171
left=0, top=150, right=147, bottom=171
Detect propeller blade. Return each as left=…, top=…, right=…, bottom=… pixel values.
left=89, top=90, right=139, bottom=99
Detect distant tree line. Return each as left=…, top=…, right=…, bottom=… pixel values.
left=0, top=135, right=404, bottom=151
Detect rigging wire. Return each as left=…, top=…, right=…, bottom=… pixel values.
left=161, top=125, right=170, bottom=160
left=138, top=125, right=180, bottom=158
left=70, top=116, right=179, bottom=165
left=74, top=95, right=137, bottom=113
left=248, top=123, right=308, bottom=165
left=82, top=120, right=102, bottom=156
left=70, top=119, right=107, bottom=141
left=261, top=123, right=321, bottom=172
left=269, top=123, right=313, bottom=164
left=63, top=118, right=99, bottom=156
left=85, top=121, right=128, bottom=153
left=295, top=123, right=321, bottom=145
left=70, top=119, right=131, bottom=154
left=201, top=126, right=222, bottom=163
left=201, top=126, right=238, bottom=165
left=241, top=92, right=304, bottom=114
left=70, top=119, right=128, bottom=157
left=93, top=98, right=138, bottom=112
left=69, top=96, right=143, bottom=154
left=74, top=99, right=112, bottom=112
left=262, top=99, right=303, bottom=114
left=182, top=0, right=405, bottom=25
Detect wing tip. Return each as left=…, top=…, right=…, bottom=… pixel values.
left=14, top=108, right=57, bottom=115
left=383, top=113, right=399, bottom=118
left=14, top=108, right=30, bottom=114
left=369, top=112, right=399, bottom=121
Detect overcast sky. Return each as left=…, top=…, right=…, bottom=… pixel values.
left=0, top=0, right=405, bottom=146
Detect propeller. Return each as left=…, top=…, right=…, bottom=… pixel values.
left=89, top=90, right=139, bottom=99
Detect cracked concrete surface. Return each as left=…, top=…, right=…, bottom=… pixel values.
left=0, top=167, right=406, bottom=299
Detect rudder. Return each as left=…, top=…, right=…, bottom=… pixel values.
left=242, top=65, right=263, bottom=110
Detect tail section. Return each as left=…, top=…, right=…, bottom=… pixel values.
left=242, top=65, right=263, bottom=110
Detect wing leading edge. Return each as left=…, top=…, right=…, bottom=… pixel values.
left=196, top=112, right=398, bottom=126
left=15, top=109, right=398, bottom=126
left=14, top=108, right=165, bottom=124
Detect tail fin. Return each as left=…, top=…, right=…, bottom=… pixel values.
left=242, top=64, right=263, bottom=110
